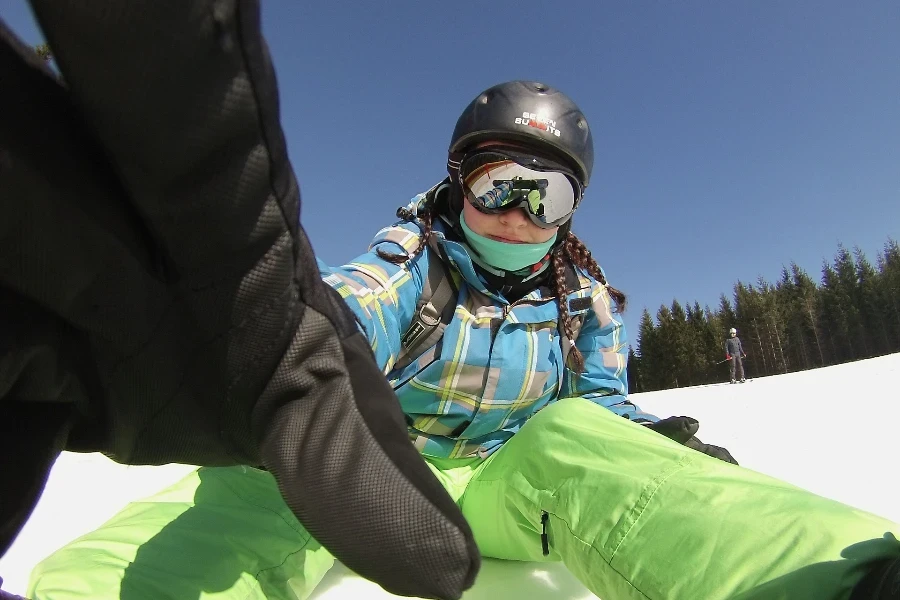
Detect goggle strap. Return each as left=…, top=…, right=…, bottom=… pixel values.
left=447, top=152, right=464, bottom=178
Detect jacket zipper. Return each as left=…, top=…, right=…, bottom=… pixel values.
left=488, top=302, right=515, bottom=353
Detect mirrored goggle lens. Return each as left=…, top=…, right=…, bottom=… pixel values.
left=461, top=153, right=579, bottom=226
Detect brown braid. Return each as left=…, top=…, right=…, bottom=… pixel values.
left=550, top=231, right=628, bottom=374
left=376, top=203, right=437, bottom=264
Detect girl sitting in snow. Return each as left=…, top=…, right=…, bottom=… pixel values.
left=28, top=81, right=899, bottom=600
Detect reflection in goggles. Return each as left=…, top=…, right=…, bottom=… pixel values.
left=461, top=154, right=579, bottom=227
left=480, top=178, right=549, bottom=218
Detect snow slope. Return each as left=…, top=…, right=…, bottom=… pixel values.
left=2, top=353, right=898, bottom=599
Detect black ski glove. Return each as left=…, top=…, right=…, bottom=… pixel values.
left=0, top=3, right=478, bottom=599
left=645, top=416, right=738, bottom=465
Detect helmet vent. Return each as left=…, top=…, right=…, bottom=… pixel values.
left=534, top=83, right=549, bottom=92
left=478, top=94, right=490, bottom=105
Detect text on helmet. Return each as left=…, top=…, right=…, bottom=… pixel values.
left=514, top=112, right=562, bottom=137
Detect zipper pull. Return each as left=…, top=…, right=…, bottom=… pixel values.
left=540, top=511, right=550, bottom=556
left=503, top=304, right=511, bottom=319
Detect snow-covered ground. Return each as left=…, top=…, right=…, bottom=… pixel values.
left=2, top=353, right=898, bottom=599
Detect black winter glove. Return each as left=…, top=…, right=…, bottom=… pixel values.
left=645, top=416, right=738, bottom=465
left=0, top=4, right=478, bottom=599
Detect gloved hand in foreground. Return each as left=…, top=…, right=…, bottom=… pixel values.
left=645, top=416, right=739, bottom=465
left=0, top=576, right=28, bottom=600
left=0, top=3, right=478, bottom=598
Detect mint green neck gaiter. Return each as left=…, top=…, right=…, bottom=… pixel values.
left=459, top=212, right=557, bottom=272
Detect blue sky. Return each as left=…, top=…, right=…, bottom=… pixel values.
left=5, top=1, right=899, bottom=342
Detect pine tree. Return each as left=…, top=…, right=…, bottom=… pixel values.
left=734, top=282, right=770, bottom=376
left=834, top=245, right=868, bottom=358
left=655, top=305, right=678, bottom=388
left=820, top=260, right=851, bottom=363
left=877, top=239, right=900, bottom=350
left=855, top=246, right=889, bottom=357
left=758, top=275, right=788, bottom=373
left=777, top=266, right=809, bottom=370
left=791, top=262, right=827, bottom=366
left=685, top=302, right=713, bottom=385
left=669, top=300, right=694, bottom=386
left=636, top=309, right=659, bottom=391
left=627, top=346, right=641, bottom=393
left=718, top=294, right=737, bottom=333
left=702, top=304, right=726, bottom=383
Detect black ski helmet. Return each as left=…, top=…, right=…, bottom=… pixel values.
left=448, top=80, right=594, bottom=189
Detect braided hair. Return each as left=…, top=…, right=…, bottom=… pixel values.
left=378, top=201, right=626, bottom=373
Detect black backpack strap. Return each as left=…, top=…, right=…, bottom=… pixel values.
left=394, top=242, right=457, bottom=370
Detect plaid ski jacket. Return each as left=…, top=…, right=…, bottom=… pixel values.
left=320, top=194, right=657, bottom=459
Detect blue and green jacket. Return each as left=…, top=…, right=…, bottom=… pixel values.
left=319, top=194, right=657, bottom=459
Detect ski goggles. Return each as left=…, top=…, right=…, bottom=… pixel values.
left=458, top=150, right=582, bottom=229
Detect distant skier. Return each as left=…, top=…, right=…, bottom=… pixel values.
left=725, top=327, right=747, bottom=383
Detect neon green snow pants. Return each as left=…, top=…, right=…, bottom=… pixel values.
left=28, top=398, right=900, bottom=600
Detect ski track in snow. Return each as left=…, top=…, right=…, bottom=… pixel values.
left=2, top=354, right=898, bottom=599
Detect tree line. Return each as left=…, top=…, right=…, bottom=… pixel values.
left=629, top=238, right=900, bottom=392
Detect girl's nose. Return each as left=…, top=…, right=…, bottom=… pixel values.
left=498, top=208, right=529, bottom=227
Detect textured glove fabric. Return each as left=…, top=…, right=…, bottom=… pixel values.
left=0, top=576, right=29, bottom=600
left=644, top=416, right=739, bottom=465
left=0, top=3, right=478, bottom=598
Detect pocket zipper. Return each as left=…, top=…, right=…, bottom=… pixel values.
left=540, top=511, right=550, bottom=556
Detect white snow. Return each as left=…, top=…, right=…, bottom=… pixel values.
left=2, top=353, right=898, bottom=599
